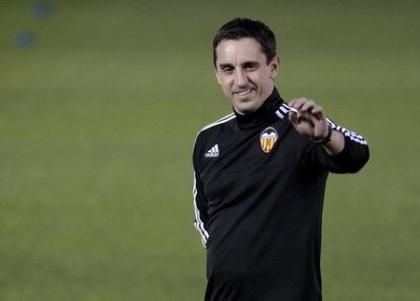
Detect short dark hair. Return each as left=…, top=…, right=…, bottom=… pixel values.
left=213, top=17, right=277, bottom=68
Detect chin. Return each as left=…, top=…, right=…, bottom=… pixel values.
left=235, top=104, right=258, bottom=115
left=235, top=99, right=264, bottom=114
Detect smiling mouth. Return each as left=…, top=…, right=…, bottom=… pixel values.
left=233, top=88, right=255, bottom=97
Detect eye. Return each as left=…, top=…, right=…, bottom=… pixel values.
left=243, top=63, right=258, bottom=71
left=221, top=65, right=234, bottom=73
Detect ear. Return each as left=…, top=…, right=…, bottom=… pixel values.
left=215, top=68, right=222, bottom=85
left=269, top=55, right=280, bottom=79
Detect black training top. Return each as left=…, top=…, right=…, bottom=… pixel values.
left=192, top=88, right=369, bottom=301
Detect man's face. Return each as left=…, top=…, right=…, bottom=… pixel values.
left=215, top=38, right=279, bottom=114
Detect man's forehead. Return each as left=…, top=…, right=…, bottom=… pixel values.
left=216, top=38, right=265, bottom=64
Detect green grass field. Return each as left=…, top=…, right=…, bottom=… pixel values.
left=1, top=1, right=419, bottom=300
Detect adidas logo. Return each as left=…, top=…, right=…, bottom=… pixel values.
left=205, top=144, right=219, bottom=158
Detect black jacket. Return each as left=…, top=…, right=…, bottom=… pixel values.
left=192, top=88, right=369, bottom=301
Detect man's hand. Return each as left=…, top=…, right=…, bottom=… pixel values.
left=288, top=98, right=328, bottom=140
left=287, top=97, right=345, bottom=155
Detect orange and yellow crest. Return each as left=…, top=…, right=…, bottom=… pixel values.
left=260, top=127, right=278, bottom=153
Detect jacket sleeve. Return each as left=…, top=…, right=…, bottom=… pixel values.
left=192, top=134, right=210, bottom=248
left=193, top=171, right=210, bottom=248
left=305, top=118, right=370, bottom=173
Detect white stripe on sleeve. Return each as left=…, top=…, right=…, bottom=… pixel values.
left=193, top=173, right=209, bottom=248
left=326, top=118, right=368, bottom=145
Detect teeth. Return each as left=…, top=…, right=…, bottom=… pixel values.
left=236, top=89, right=252, bottom=96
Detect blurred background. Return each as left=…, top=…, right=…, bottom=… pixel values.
left=0, top=0, right=419, bottom=300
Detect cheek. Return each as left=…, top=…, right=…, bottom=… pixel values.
left=248, top=71, right=264, bottom=82
left=219, top=77, right=233, bottom=89
left=219, top=81, right=232, bottom=96
left=255, top=72, right=271, bottom=85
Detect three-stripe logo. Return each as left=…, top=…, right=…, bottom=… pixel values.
left=205, top=144, right=219, bottom=158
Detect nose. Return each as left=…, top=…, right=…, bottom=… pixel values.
left=234, top=69, right=248, bottom=87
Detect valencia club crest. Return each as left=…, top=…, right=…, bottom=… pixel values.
left=260, top=127, right=278, bottom=153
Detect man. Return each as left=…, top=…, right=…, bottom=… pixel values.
left=192, top=18, right=369, bottom=301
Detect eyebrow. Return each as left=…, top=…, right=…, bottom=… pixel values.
left=218, top=61, right=259, bottom=69
left=242, top=61, right=259, bottom=67
left=218, top=63, right=233, bottom=69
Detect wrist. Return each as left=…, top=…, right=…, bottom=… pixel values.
left=311, top=124, right=332, bottom=145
